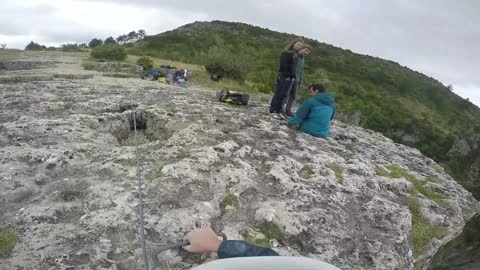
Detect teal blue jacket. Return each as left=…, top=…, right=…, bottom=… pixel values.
left=288, top=92, right=335, bottom=138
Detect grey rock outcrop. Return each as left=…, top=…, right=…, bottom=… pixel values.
left=1, top=53, right=479, bottom=270
left=0, top=60, right=57, bottom=70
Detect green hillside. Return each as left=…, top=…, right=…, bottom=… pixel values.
left=125, top=20, right=480, bottom=196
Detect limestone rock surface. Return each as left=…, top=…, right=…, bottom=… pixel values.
left=1, top=53, right=479, bottom=270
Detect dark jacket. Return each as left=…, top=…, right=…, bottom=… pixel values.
left=288, top=92, right=336, bottom=138
left=278, top=51, right=297, bottom=79
left=218, top=240, right=279, bottom=259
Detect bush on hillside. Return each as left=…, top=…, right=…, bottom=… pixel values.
left=202, top=47, right=250, bottom=81
left=25, top=41, right=47, bottom=51
left=136, top=56, right=154, bottom=69
left=88, top=38, right=103, bottom=48
left=61, top=44, right=83, bottom=52
left=90, top=45, right=127, bottom=61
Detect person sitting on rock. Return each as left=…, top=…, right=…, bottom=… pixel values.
left=287, top=83, right=335, bottom=138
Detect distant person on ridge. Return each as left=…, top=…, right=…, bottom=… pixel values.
left=269, top=39, right=304, bottom=115
left=284, top=44, right=312, bottom=116
left=287, top=83, right=335, bottom=138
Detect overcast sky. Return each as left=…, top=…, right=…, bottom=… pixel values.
left=1, top=0, right=479, bottom=107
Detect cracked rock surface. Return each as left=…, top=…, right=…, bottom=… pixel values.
left=0, top=53, right=479, bottom=270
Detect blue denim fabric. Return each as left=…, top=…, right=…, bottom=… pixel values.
left=270, top=73, right=294, bottom=113
left=284, top=81, right=299, bottom=114
left=217, top=240, right=279, bottom=259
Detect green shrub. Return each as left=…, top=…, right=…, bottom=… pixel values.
left=61, top=44, right=83, bottom=52
left=0, top=228, right=17, bottom=255
left=25, top=41, right=46, bottom=51
left=136, top=56, right=154, bottom=69
left=202, top=46, right=250, bottom=81
left=90, top=45, right=127, bottom=61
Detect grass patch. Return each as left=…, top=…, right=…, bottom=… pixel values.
left=242, top=223, right=286, bottom=248
left=425, top=177, right=442, bottom=184
left=245, top=233, right=270, bottom=247
left=327, top=164, right=344, bottom=183
left=405, top=197, right=449, bottom=267
left=375, top=165, right=390, bottom=177
left=53, top=74, right=93, bottom=79
left=259, top=222, right=286, bottom=245
left=219, top=193, right=239, bottom=215
left=117, top=158, right=136, bottom=167
left=147, top=165, right=164, bottom=181
left=386, top=165, right=447, bottom=204
left=102, top=73, right=132, bottom=78
left=0, top=228, right=17, bottom=255
left=257, top=95, right=271, bottom=104
left=298, top=164, right=313, bottom=179
left=434, top=165, right=444, bottom=173
left=346, top=141, right=359, bottom=152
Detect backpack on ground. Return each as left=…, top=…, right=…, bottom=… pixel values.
left=217, top=90, right=249, bottom=105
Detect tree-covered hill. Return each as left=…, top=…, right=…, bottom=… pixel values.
left=125, top=20, right=480, bottom=197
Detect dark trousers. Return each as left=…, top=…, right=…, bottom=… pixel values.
left=270, top=74, right=293, bottom=113
left=284, top=81, right=299, bottom=113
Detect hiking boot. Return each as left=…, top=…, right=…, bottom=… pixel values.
left=285, top=111, right=293, bottom=117
left=270, top=113, right=283, bottom=120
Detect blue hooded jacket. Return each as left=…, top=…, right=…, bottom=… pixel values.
left=287, top=92, right=335, bottom=138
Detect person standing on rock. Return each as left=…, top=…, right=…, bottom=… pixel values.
left=269, top=39, right=304, bottom=115
left=284, top=44, right=312, bottom=117
left=287, top=83, right=335, bottom=138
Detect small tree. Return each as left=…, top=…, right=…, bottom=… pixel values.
left=0, top=44, right=6, bottom=49
left=136, top=56, right=154, bottom=69
left=138, top=29, right=146, bottom=39
left=203, top=46, right=251, bottom=81
left=79, top=43, right=88, bottom=49
left=25, top=41, right=47, bottom=51
left=104, top=36, right=117, bottom=45
left=61, top=43, right=82, bottom=52
left=90, top=45, right=127, bottom=60
left=88, top=38, right=103, bottom=48
left=116, top=35, right=126, bottom=45
left=127, top=31, right=138, bottom=42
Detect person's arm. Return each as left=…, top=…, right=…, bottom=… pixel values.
left=279, top=52, right=290, bottom=76
left=183, top=227, right=278, bottom=259
left=218, top=240, right=279, bottom=259
left=288, top=100, right=313, bottom=126
left=299, top=62, right=304, bottom=86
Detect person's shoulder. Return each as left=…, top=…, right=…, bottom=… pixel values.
left=282, top=50, right=294, bottom=56
left=303, top=97, right=316, bottom=105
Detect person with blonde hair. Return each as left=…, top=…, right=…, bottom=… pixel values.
left=269, top=38, right=304, bottom=115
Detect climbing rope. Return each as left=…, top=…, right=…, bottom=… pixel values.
left=132, top=107, right=149, bottom=270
